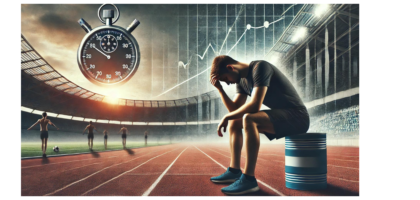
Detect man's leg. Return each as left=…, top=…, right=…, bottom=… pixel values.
left=228, top=119, right=243, bottom=169
left=41, top=139, right=44, bottom=154
left=44, top=139, right=48, bottom=155
left=242, top=112, right=275, bottom=176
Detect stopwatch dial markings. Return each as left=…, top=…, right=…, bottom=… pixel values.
left=81, top=29, right=136, bottom=84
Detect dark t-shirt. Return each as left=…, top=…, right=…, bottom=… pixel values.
left=236, top=60, right=306, bottom=109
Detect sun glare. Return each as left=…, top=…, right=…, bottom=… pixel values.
left=103, top=90, right=120, bottom=105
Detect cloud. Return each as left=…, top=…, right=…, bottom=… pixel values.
left=37, top=13, right=84, bottom=50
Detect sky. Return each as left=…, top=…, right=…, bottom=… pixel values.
left=21, top=4, right=185, bottom=100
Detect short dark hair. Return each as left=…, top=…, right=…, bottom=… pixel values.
left=42, top=112, right=47, bottom=117
left=89, top=121, right=92, bottom=124
left=210, top=55, right=239, bottom=78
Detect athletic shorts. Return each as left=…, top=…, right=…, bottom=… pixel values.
left=88, top=133, right=94, bottom=139
left=262, top=107, right=310, bottom=141
left=104, top=135, right=108, bottom=139
left=145, top=135, right=148, bottom=139
left=40, top=131, right=48, bottom=139
left=122, top=134, right=127, bottom=139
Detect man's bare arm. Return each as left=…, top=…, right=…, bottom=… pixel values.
left=27, top=120, right=40, bottom=130
left=48, top=120, right=59, bottom=130
left=224, top=86, right=268, bottom=120
left=82, top=126, right=88, bottom=134
left=210, top=75, right=247, bottom=112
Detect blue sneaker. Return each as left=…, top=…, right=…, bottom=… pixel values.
left=221, top=174, right=259, bottom=195
left=210, top=167, right=242, bottom=183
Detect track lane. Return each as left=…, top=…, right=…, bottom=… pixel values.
left=146, top=146, right=229, bottom=196
left=21, top=143, right=359, bottom=196
left=21, top=145, right=170, bottom=168
left=21, top=144, right=178, bottom=196
left=48, top=145, right=182, bottom=196
left=82, top=145, right=188, bottom=196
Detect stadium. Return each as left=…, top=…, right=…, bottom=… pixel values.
left=21, top=4, right=359, bottom=196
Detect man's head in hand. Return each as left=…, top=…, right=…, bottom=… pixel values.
left=210, top=55, right=241, bottom=86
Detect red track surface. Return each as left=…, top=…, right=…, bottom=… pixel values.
left=21, top=143, right=359, bottom=196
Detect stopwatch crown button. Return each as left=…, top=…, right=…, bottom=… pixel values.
left=103, top=9, right=114, bottom=19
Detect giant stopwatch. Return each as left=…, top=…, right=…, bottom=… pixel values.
left=77, top=4, right=140, bottom=86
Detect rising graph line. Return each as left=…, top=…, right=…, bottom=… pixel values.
left=155, top=4, right=297, bottom=98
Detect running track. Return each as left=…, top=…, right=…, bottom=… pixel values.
left=21, top=143, right=359, bottom=196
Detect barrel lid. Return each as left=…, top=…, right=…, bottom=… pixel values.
left=286, top=133, right=326, bottom=139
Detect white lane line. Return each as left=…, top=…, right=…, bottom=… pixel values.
left=329, top=158, right=359, bottom=162
left=333, top=155, right=359, bottom=158
left=166, top=173, right=220, bottom=176
left=194, top=146, right=286, bottom=196
left=142, top=147, right=189, bottom=196
left=51, top=162, right=101, bottom=173
left=260, top=153, right=359, bottom=158
left=328, top=165, right=359, bottom=170
left=328, top=176, right=359, bottom=183
left=44, top=149, right=172, bottom=196
left=209, top=149, right=359, bottom=170
left=207, top=148, right=230, bottom=159
left=127, top=173, right=220, bottom=176
left=208, top=148, right=281, bottom=163
left=21, top=156, right=118, bottom=169
left=258, top=153, right=282, bottom=156
left=82, top=147, right=183, bottom=196
left=126, top=172, right=164, bottom=176
left=211, top=148, right=269, bottom=162
left=224, top=149, right=359, bottom=162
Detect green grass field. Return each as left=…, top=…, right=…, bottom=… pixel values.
left=21, top=141, right=171, bottom=158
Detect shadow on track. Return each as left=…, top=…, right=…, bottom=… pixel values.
left=41, top=157, right=49, bottom=164
left=124, top=148, right=135, bottom=155
left=211, top=183, right=273, bottom=196
left=308, top=183, right=359, bottom=196
left=89, top=150, right=100, bottom=158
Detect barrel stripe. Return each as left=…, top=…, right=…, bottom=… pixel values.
left=285, top=133, right=327, bottom=190
left=286, top=180, right=326, bottom=184
left=285, top=149, right=326, bottom=157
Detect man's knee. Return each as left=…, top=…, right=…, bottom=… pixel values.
left=243, top=113, right=256, bottom=127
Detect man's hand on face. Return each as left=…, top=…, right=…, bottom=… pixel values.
left=210, top=75, right=223, bottom=91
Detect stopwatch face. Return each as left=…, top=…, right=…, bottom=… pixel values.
left=79, top=28, right=139, bottom=85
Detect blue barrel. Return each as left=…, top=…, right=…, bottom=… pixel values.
left=285, top=133, right=327, bottom=190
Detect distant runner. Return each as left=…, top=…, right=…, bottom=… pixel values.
left=27, top=112, right=59, bottom=158
left=144, top=129, right=149, bottom=146
left=118, top=126, right=129, bottom=148
left=83, top=121, right=98, bottom=150
left=103, top=129, right=108, bottom=150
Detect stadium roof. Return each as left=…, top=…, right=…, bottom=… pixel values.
left=21, top=34, right=219, bottom=107
left=266, top=4, right=347, bottom=57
